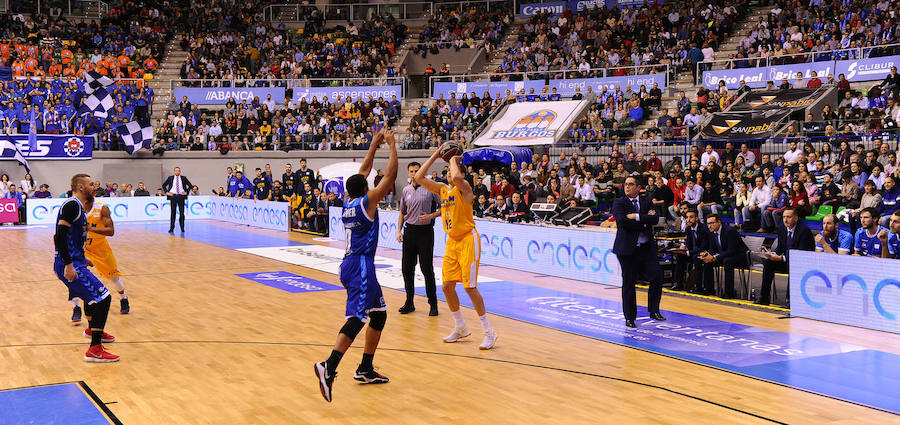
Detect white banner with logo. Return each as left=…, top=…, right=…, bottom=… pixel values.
left=790, top=250, right=900, bottom=334
left=472, top=100, right=590, bottom=146
left=329, top=207, right=621, bottom=286
left=27, top=196, right=289, bottom=231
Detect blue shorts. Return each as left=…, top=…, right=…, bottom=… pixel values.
left=54, top=257, right=109, bottom=304
left=340, top=255, right=386, bottom=322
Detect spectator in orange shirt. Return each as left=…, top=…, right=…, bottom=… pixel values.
left=25, top=57, right=38, bottom=73
left=143, top=57, right=158, bottom=71
left=61, top=49, right=73, bottom=65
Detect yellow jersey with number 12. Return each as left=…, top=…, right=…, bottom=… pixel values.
left=440, top=184, right=475, bottom=239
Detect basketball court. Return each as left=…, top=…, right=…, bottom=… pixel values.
left=1, top=221, right=898, bottom=424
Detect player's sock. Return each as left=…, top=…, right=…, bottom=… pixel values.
left=118, top=290, right=127, bottom=299
left=479, top=314, right=493, bottom=332
left=112, top=277, right=127, bottom=298
left=451, top=310, right=466, bottom=328
left=359, top=353, right=374, bottom=371
left=69, top=299, right=79, bottom=308
left=326, top=350, right=343, bottom=375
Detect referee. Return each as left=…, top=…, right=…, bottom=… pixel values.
left=397, top=161, right=441, bottom=316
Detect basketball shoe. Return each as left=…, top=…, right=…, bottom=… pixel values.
left=84, top=345, right=120, bottom=363
left=442, top=326, right=471, bottom=343
left=479, top=329, right=499, bottom=350
left=353, top=368, right=390, bottom=384
left=83, top=329, right=116, bottom=343
left=71, top=306, right=82, bottom=323
left=314, top=361, right=336, bottom=402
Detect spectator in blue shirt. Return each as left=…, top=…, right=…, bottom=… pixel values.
left=233, top=171, right=252, bottom=197
left=761, top=184, right=789, bottom=233
left=815, top=214, right=853, bottom=254
left=627, top=103, right=644, bottom=124
left=880, top=176, right=900, bottom=227
left=854, top=207, right=888, bottom=256
left=879, top=210, right=900, bottom=259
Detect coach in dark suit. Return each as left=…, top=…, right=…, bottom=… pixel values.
left=162, top=166, right=192, bottom=233
left=612, top=176, right=666, bottom=328
left=673, top=208, right=708, bottom=291
left=756, top=207, right=815, bottom=306
left=699, top=215, right=749, bottom=298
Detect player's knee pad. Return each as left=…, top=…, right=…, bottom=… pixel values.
left=340, top=317, right=365, bottom=339
left=368, top=310, right=386, bottom=331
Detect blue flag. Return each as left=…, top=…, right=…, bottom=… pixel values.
left=27, top=107, right=37, bottom=153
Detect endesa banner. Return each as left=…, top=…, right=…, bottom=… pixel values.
left=473, top=100, right=589, bottom=146
left=2, top=134, right=92, bottom=160
left=0, top=199, right=18, bottom=223
left=329, top=207, right=622, bottom=286
left=790, top=250, right=900, bottom=334
left=173, top=87, right=286, bottom=105
left=729, top=88, right=820, bottom=111
left=432, top=74, right=665, bottom=99
left=698, top=110, right=790, bottom=140
left=291, top=85, right=402, bottom=103
left=702, top=54, right=900, bottom=90
left=27, top=196, right=289, bottom=231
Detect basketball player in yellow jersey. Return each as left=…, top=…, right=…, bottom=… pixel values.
left=82, top=201, right=130, bottom=315
left=415, top=146, right=498, bottom=350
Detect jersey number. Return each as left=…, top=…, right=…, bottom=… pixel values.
left=446, top=218, right=452, bottom=229
left=345, top=229, right=352, bottom=255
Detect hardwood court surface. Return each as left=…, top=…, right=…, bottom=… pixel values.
left=0, top=222, right=898, bottom=424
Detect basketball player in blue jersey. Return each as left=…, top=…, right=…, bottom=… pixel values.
left=53, top=174, right=119, bottom=363
left=315, top=128, right=398, bottom=403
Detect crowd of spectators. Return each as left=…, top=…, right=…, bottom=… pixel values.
left=412, top=4, right=511, bottom=59
left=725, top=0, right=899, bottom=69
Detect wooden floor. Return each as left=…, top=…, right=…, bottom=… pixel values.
left=0, top=222, right=898, bottom=424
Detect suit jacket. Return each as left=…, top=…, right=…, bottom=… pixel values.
left=162, top=175, right=193, bottom=199
left=612, top=195, right=659, bottom=256
left=685, top=223, right=709, bottom=257
left=707, top=225, right=748, bottom=260
left=774, top=221, right=815, bottom=262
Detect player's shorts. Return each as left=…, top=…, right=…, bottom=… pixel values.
left=339, top=255, right=386, bottom=322
left=85, top=239, right=121, bottom=279
left=54, top=257, right=110, bottom=304
left=442, top=229, right=480, bottom=288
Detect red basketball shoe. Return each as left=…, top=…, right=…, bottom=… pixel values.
left=84, top=345, right=120, bottom=363
left=83, top=328, right=116, bottom=343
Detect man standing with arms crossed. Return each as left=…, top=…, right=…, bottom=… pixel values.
left=397, top=161, right=441, bottom=316
left=415, top=145, right=498, bottom=350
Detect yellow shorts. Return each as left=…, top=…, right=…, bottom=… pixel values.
left=85, top=238, right=121, bottom=280
left=442, top=229, right=480, bottom=288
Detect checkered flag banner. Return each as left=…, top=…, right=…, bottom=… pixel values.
left=83, top=70, right=114, bottom=94
left=117, top=119, right=153, bottom=154
left=1, top=137, right=30, bottom=172
left=80, top=87, right=114, bottom=118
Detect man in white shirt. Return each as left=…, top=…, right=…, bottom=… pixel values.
left=743, top=176, right=772, bottom=228
left=262, top=94, right=276, bottom=111
left=783, top=141, right=802, bottom=164
left=162, top=167, right=192, bottom=233
left=574, top=176, right=596, bottom=206
left=684, top=107, right=700, bottom=128
left=700, top=144, right=719, bottom=169
left=792, top=72, right=806, bottom=89
left=738, top=143, right=756, bottom=166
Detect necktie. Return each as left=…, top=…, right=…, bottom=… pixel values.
left=632, top=198, right=639, bottom=211
left=175, top=176, right=182, bottom=194
left=788, top=230, right=794, bottom=246
left=714, top=232, right=722, bottom=252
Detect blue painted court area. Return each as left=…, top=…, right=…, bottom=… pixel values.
left=0, top=383, right=110, bottom=424
left=125, top=221, right=308, bottom=250
left=236, top=271, right=343, bottom=293
left=417, top=281, right=900, bottom=414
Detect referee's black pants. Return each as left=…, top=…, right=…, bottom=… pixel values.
left=401, top=224, right=437, bottom=307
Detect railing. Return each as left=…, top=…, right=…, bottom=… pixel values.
left=696, top=42, right=900, bottom=85
left=264, top=0, right=511, bottom=22
left=12, top=0, right=108, bottom=18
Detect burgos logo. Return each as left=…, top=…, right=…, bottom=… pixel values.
left=64, top=137, right=85, bottom=157
left=800, top=270, right=900, bottom=320
left=492, top=110, right=557, bottom=139
left=480, top=233, right=512, bottom=258
left=526, top=239, right=611, bottom=272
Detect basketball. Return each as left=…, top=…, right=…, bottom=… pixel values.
left=440, top=143, right=463, bottom=162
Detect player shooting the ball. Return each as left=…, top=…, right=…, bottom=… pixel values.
left=415, top=143, right=498, bottom=350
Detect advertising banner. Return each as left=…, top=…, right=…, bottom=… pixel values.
left=519, top=0, right=659, bottom=16
left=0, top=199, right=17, bottom=223
left=27, top=196, right=289, bottom=231
left=790, top=250, right=900, bottom=334
left=546, top=74, right=667, bottom=95
left=329, top=207, right=622, bottom=286
left=729, top=88, right=821, bottom=111
left=291, top=85, right=403, bottom=103
left=698, top=110, right=791, bottom=140
left=518, top=1, right=567, bottom=17
left=432, top=74, right=665, bottom=99
left=2, top=134, right=92, bottom=160
left=432, top=80, right=544, bottom=100
left=702, top=54, right=900, bottom=90
left=173, top=87, right=285, bottom=105
left=472, top=100, right=589, bottom=146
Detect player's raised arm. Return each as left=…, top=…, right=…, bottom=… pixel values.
left=90, top=205, right=115, bottom=237
left=449, top=155, right=473, bottom=205
left=414, top=146, right=445, bottom=195
left=366, top=130, right=398, bottom=218
left=358, top=129, right=385, bottom=177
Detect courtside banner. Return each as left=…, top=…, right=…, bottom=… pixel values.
left=329, top=207, right=622, bottom=286
left=2, top=134, right=92, bottom=160
left=0, top=199, right=17, bottom=223
left=703, top=54, right=900, bottom=90
left=698, top=110, right=791, bottom=140
left=729, top=88, right=821, bottom=111
left=519, top=1, right=567, bottom=17
left=790, top=250, right=900, bottom=334
left=431, top=80, right=544, bottom=100
left=291, top=85, right=402, bottom=103
left=472, top=100, right=590, bottom=146
left=173, top=87, right=285, bottom=105
left=546, top=74, right=667, bottom=95
left=27, top=196, right=211, bottom=225
left=205, top=197, right=290, bottom=232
